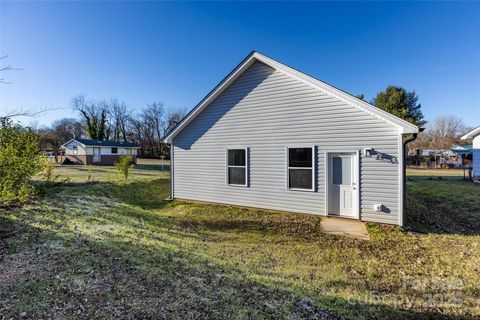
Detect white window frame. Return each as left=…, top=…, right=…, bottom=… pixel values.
left=72, top=146, right=78, bottom=155
left=286, top=146, right=315, bottom=192
left=226, top=147, right=248, bottom=187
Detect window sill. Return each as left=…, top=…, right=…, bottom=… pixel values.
left=288, top=188, right=315, bottom=192
left=227, top=184, right=249, bottom=188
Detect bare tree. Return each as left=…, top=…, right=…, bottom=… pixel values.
left=37, top=118, right=85, bottom=163
left=408, top=115, right=470, bottom=152
left=429, top=115, right=466, bottom=149
left=72, top=95, right=110, bottom=140
left=141, top=103, right=164, bottom=155
left=163, top=107, right=186, bottom=135
left=109, top=99, right=131, bottom=141
left=126, top=104, right=186, bottom=157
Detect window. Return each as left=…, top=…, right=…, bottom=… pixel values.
left=332, top=156, right=352, bottom=185
left=287, top=147, right=314, bottom=190
left=227, top=148, right=247, bottom=186
left=111, top=147, right=118, bottom=154
left=72, top=146, right=78, bottom=155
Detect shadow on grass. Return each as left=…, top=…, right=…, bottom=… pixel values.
left=3, top=176, right=479, bottom=318
left=407, top=175, right=465, bottom=181
left=405, top=179, right=480, bottom=235
left=62, top=178, right=171, bottom=211
left=1, top=218, right=471, bottom=320
left=134, top=163, right=170, bottom=171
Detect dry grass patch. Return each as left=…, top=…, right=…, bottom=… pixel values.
left=1, top=164, right=479, bottom=319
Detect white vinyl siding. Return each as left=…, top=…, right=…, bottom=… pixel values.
left=84, top=147, right=137, bottom=155
left=64, top=141, right=86, bottom=155
left=173, top=61, right=402, bottom=225
left=473, top=136, right=480, bottom=179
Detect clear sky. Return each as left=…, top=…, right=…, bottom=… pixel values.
left=1, top=1, right=479, bottom=127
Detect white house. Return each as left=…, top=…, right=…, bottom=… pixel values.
left=461, top=127, right=480, bottom=181
left=162, top=52, right=419, bottom=226
left=62, top=139, right=139, bottom=165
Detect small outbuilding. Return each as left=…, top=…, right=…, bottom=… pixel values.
left=162, top=52, right=419, bottom=226
left=461, top=127, right=480, bottom=181
left=62, top=139, right=139, bottom=165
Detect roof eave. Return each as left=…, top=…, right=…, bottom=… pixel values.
left=61, top=138, right=85, bottom=148
left=162, top=51, right=259, bottom=143
left=163, top=51, right=419, bottom=142
left=461, top=127, right=480, bottom=140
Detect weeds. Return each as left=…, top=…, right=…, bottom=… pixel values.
left=1, top=164, right=479, bottom=319
left=114, top=155, right=132, bottom=181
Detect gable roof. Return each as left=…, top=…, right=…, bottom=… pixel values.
left=62, top=138, right=139, bottom=148
left=162, top=51, right=418, bottom=143
left=461, top=126, right=480, bottom=140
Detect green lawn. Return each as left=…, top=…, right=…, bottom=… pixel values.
left=1, top=162, right=479, bottom=319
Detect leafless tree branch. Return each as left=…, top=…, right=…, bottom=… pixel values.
left=0, top=106, right=63, bottom=120
left=0, top=55, right=22, bottom=84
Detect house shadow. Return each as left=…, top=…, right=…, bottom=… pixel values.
left=404, top=179, right=480, bottom=236
left=2, top=216, right=471, bottom=320
left=1, top=216, right=473, bottom=320
left=134, top=163, right=170, bottom=172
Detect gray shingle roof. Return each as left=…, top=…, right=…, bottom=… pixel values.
left=75, top=139, right=139, bottom=148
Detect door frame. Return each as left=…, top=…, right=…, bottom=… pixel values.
left=92, top=147, right=101, bottom=164
left=324, top=150, right=360, bottom=220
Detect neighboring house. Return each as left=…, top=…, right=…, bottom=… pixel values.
left=461, top=127, right=480, bottom=181
left=62, top=139, right=139, bottom=165
left=162, top=52, right=418, bottom=226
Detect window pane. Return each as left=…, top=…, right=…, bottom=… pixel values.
left=111, top=147, right=118, bottom=154
left=289, top=168, right=312, bottom=189
left=228, top=167, right=246, bottom=185
left=332, top=156, right=352, bottom=185
left=289, top=148, right=312, bottom=167
left=228, top=149, right=246, bottom=166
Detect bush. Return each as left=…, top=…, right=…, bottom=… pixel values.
left=39, top=158, right=69, bottom=189
left=114, top=155, right=133, bottom=181
left=0, top=120, right=43, bottom=206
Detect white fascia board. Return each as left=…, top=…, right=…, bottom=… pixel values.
left=461, top=126, right=480, bottom=140
left=163, top=51, right=418, bottom=143
left=61, top=139, right=85, bottom=148
left=253, top=53, right=418, bottom=134
left=162, top=52, right=258, bottom=143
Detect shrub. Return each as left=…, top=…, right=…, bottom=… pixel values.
left=42, top=158, right=55, bottom=186
left=114, top=155, right=133, bottom=181
left=40, top=157, right=69, bottom=189
left=0, top=120, right=43, bottom=206
left=86, top=164, right=94, bottom=182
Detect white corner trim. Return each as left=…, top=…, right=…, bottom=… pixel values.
left=398, top=135, right=404, bottom=227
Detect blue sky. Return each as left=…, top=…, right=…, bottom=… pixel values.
left=1, top=1, right=479, bottom=127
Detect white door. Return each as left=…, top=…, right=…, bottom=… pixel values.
left=93, top=147, right=101, bottom=163
left=328, top=153, right=357, bottom=218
